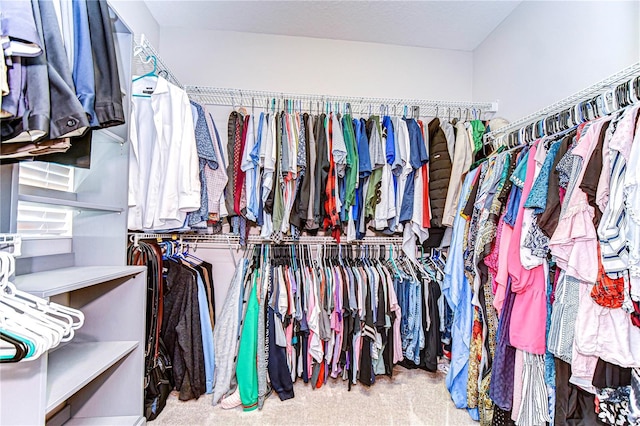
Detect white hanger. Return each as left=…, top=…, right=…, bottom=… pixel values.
left=0, top=252, right=85, bottom=361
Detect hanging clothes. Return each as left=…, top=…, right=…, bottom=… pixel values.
left=210, top=242, right=448, bottom=410
left=444, top=95, right=640, bottom=426
left=128, top=76, right=201, bottom=231
left=1, top=0, right=123, bottom=166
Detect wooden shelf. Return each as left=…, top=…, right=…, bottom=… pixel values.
left=46, top=341, right=138, bottom=414
left=15, top=265, right=146, bottom=298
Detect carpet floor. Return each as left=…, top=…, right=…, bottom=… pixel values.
left=152, top=365, right=477, bottom=425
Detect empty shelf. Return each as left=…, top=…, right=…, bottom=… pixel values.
left=64, top=415, right=144, bottom=426
left=46, top=341, right=138, bottom=414
left=18, top=193, right=123, bottom=212
left=15, top=265, right=146, bottom=297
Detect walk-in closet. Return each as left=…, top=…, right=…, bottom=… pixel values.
left=1, top=1, right=639, bottom=425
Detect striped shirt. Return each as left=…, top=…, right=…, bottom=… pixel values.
left=598, top=105, right=640, bottom=275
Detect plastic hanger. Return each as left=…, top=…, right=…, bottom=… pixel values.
left=131, top=55, right=158, bottom=99
left=0, top=329, right=28, bottom=362
left=0, top=254, right=80, bottom=334
left=132, top=55, right=157, bottom=82
left=628, top=78, right=639, bottom=104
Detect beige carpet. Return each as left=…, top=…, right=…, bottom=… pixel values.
left=152, top=366, right=477, bottom=425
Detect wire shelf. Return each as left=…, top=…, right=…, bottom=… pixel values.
left=128, top=232, right=404, bottom=247
left=133, top=34, right=183, bottom=88
left=185, top=85, right=498, bottom=118
left=485, top=62, right=640, bottom=141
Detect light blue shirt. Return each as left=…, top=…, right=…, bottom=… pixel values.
left=247, top=113, right=264, bottom=222
left=195, top=269, right=215, bottom=394
left=442, top=168, right=479, bottom=421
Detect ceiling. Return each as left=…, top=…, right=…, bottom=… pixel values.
left=143, top=1, right=522, bottom=51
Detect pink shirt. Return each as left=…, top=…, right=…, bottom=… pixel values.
left=508, top=144, right=548, bottom=355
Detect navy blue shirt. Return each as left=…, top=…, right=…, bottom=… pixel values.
left=356, top=118, right=372, bottom=178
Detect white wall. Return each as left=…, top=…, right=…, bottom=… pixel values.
left=159, top=28, right=474, bottom=101
left=473, top=0, right=640, bottom=121
left=110, top=0, right=161, bottom=48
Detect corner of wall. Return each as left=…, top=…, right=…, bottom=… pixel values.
left=109, top=0, right=161, bottom=48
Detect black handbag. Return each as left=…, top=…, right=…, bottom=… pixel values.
left=144, top=338, right=173, bottom=421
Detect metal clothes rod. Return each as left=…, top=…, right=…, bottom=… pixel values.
left=133, top=34, right=183, bottom=89
left=128, top=233, right=404, bottom=247
left=185, top=85, right=498, bottom=119
left=484, top=62, right=640, bottom=142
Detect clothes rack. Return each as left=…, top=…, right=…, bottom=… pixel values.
left=484, top=62, right=640, bottom=146
left=209, top=239, right=446, bottom=410
left=185, top=85, right=498, bottom=119
left=128, top=232, right=404, bottom=249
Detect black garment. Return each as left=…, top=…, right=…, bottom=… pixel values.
left=267, top=306, right=294, bottom=400
left=37, top=130, right=92, bottom=168
left=314, top=114, right=328, bottom=225
left=580, top=122, right=610, bottom=227
left=555, top=358, right=605, bottom=425
left=538, top=133, right=572, bottom=237
left=427, top=118, right=453, bottom=229
left=492, top=405, right=516, bottom=426
left=383, top=308, right=396, bottom=376
left=463, top=171, right=481, bottom=218
left=424, top=279, right=442, bottom=372
left=161, top=260, right=206, bottom=401
left=86, top=0, right=124, bottom=129
left=592, top=358, right=632, bottom=389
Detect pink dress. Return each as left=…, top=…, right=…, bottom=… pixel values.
left=508, top=144, right=548, bottom=355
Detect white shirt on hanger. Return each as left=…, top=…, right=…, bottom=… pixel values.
left=128, top=76, right=200, bottom=231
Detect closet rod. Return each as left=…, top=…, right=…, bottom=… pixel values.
left=133, top=34, right=183, bottom=88
left=484, top=62, right=640, bottom=142
left=128, top=233, right=403, bottom=248
left=184, top=85, right=498, bottom=118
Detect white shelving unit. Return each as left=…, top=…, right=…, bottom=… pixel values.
left=0, top=266, right=146, bottom=426
left=0, top=4, right=145, bottom=426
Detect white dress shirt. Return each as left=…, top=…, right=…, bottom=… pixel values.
left=128, top=76, right=200, bottom=231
